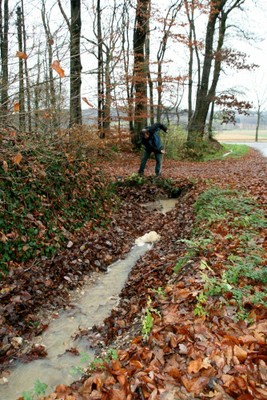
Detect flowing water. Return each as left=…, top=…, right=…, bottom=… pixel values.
left=0, top=199, right=177, bottom=400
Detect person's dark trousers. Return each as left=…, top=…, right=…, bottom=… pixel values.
left=138, top=150, right=162, bottom=176
left=138, top=149, right=150, bottom=175
left=155, top=152, right=162, bottom=176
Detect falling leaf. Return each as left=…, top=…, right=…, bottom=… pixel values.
left=51, top=60, right=65, bottom=78
left=16, top=51, right=27, bottom=59
left=14, top=102, right=20, bottom=112
left=82, top=97, right=95, bottom=107
left=13, top=152, right=22, bottom=165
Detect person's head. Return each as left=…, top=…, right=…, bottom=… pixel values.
left=141, top=128, right=149, bottom=139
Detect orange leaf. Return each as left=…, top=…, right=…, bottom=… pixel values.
left=51, top=60, right=65, bottom=78
left=82, top=97, right=94, bottom=107
left=188, top=358, right=211, bottom=373
left=129, top=359, right=143, bottom=369
left=233, top=345, right=247, bottom=362
left=13, top=152, right=22, bottom=165
left=3, top=160, right=8, bottom=172
left=16, top=51, right=28, bottom=59
left=109, top=388, right=127, bottom=400
left=14, top=102, right=20, bottom=112
left=182, top=376, right=209, bottom=393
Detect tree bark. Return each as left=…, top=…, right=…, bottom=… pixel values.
left=187, top=0, right=227, bottom=145
left=70, top=0, right=82, bottom=127
left=0, top=0, right=8, bottom=127
left=16, top=6, right=26, bottom=133
left=41, top=0, right=58, bottom=134
left=132, top=0, right=150, bottom=145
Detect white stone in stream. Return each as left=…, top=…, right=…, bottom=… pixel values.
left=135, top=231, right=161, bottom=246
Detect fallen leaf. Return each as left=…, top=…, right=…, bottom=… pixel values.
left=13, top=152, right=22, bottom=165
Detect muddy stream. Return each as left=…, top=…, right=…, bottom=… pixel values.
left=0, top=199, right=177, bottom=400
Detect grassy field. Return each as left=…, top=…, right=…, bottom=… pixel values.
left=215, top=129, right=267, bottom=142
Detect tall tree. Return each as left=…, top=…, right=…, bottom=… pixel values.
left=41, top=0, right=58, bottom=133
left=119, top=0, right=134, bottom=133
left=132, top=0, right=150, bottom=146
left=0, top=0, right=8, bottom=127
left=187, top=0, right=255, bottom=146
left=16, top=5, right=26, bottom=133
left=96, top=0, right=104, bottom=137
left=21, top=0, right=32, bottom=133
left=70, top=0, right=82, bottom=127
left=184, top=0, right=201, bottom=125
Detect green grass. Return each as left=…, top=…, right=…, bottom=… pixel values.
left=175, top=186, right=267, bottom=321
left=201, top=143, right=249, bottom=161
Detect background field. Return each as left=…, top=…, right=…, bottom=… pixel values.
left=215, top=129, right=267, bottom=142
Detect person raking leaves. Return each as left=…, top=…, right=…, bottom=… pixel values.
left=138, top=122, right=168, bottom=177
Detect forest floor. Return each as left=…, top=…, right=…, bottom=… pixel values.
left=1, top=147, right=267, bottom=400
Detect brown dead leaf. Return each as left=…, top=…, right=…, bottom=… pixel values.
left=188, top=358, right=211, bottom=373
left=182, top=376, right=210, bottom=393
left=259, top=360, right=267, bottom=382
left=13, top=152, right=22, bottom=165
left=14, top=102, right=20, bottom=112
left=51, top=60, right=65, bottom=78
left=82, top=97, right=94, bottom=107
left=109, top=388, right=128, bottom=400
left=16, top=51, right=27, bottom=59
left=129, top=359, right=143, bottom=369
left=3, top=160, right=8, bottom=172
left=233, top=345, right=247, bottom=362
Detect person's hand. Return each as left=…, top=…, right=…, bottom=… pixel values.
left=161, top=149, right=166, bottom=154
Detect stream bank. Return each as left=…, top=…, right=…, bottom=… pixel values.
left=0, top=178, right=190, bottom=399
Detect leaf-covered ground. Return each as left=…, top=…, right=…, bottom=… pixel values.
left=1, top=147, right=267, bottom=399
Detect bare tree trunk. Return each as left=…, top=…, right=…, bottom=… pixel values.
left=208, top=100, right=215, bottom=138
left=21, top=0, right=32, bottom=133
left=41, top=0, right=58, bottom=134
left=121, top=1, right=134, bottom=134
left=184, top=0, right=195, bottom=124
left=16, top=6, right=26, bottom=133
left=34, top=46, right=41, bottom=131
left=103, top=46, right=111, bottom=135
left=0, top=0, right=9, bottom=127
left=145, top=0, right=154, bottom=125
left=133, top=0, right=150, bottom=145
left=96, top=0, right=104, bottom=137
left=255, top=103, right=260, bottom=142
left=70, top=0, right=82, bottom=127
left=187, top=0, right=236, bottom=146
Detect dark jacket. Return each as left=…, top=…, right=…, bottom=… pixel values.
left=141, top=123, right=168, bottom=154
